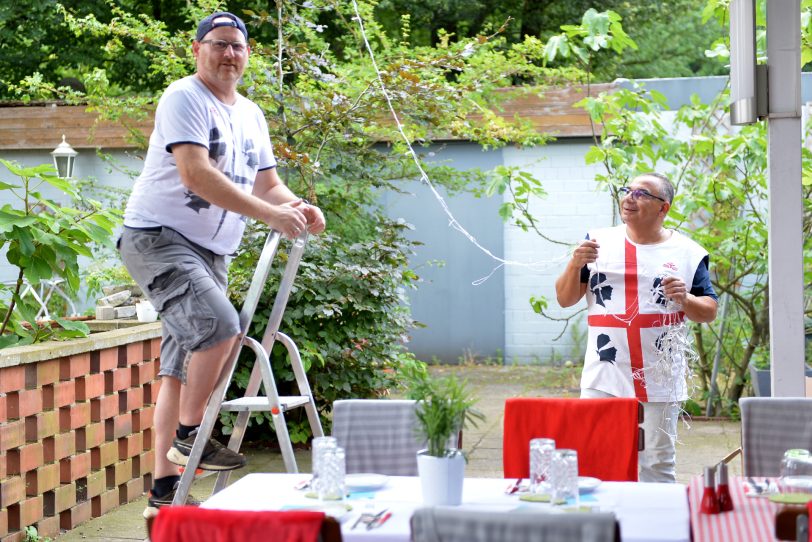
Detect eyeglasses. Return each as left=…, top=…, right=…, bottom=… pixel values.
left=617, top=186, right=667, bottom=203
left=200, top=39, right=247, bottom=54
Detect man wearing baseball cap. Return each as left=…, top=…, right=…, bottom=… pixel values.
left=119, top=11, right=325, bottom=515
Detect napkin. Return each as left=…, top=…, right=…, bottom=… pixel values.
left=150, top=507, right=325, bottom=542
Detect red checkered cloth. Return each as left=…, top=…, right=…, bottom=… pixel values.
left=689, top=475, right=780, bottom=542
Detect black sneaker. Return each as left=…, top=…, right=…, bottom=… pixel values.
left=142, top=482, right=200, bottom=519
left=166, top=429, right=247, bottom=471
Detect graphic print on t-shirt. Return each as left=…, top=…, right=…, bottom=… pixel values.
left=589, top=272, right=613, bottom=307
left=243, top=139, right=258, bottom=169
left=650, top=275, right=668, bottom=306
left=204, top=131, right=260, bottom=241
left=596, top=333, right=617, bottom=364
left=184, top=191, right=211, bottom=213
left=182, top=125, right=228, bottom=215
left=208, top=127, right=227, bottom=161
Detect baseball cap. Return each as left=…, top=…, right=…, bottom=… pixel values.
left=195, top=12, right=248, bottom=42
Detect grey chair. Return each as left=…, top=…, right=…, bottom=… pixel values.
left=740, top=397, right=812, bottom=476
left=410, top=507, right=620, bottom=542
left=331, top=399, right=426, bottom=476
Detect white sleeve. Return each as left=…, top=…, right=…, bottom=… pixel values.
left=155, top=87, right=211, bottom=152
left=255, top=110, right=277, bottom=169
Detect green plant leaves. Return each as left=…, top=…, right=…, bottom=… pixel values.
left=403, top=363, right=484, bottom=457
left=0, top=160, right=122, bottom=345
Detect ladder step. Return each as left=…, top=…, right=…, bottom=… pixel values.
left=220, top=396, right=311, bottom=412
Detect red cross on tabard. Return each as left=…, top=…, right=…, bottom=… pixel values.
left=587, top=239, right=684, bottom=401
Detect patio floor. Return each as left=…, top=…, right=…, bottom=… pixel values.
left=53, top=364, right=742, bottom=541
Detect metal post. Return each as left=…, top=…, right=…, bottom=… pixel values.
left=766, top=0, right=805, bottom=397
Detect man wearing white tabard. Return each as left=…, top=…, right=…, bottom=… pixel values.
left=555, top=173, right=718, bottom=482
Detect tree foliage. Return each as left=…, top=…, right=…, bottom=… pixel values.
left=372, top=0, right=724, bottom=81
left=13, top=0, right=586, bottom=441
left=527, top=0, right=812, bottom=414
left=0, top=159, right=121, bottom=347
left=0, top=0, right=725, bottom=100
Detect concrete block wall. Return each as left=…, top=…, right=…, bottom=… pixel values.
left=501, top=141, right=614, bottom=364
left=0, top=325, right=161, bottom=541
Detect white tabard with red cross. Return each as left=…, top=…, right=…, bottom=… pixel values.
left=580, top=225, right=709, bottom=403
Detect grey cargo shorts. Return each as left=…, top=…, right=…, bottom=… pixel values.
left=117, top=226, right=240, bottom=382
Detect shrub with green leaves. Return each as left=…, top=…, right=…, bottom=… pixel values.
left=221, top=214, right=423, bottom=442
left=0, top=159, right=120, bottom=347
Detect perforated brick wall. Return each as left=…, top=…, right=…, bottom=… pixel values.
left=0, top=324, right=161, bottom=541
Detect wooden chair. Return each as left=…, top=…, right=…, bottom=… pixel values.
left=146, top=507, right=342, bottom=542
left=503, top=397, right=643, bottom=482
left=411, top=506, right=620, bottom=542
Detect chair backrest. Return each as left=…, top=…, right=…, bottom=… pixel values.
left=740, top=397, right=812, bottom=477
left=503, top=397, right=641, bottom=481
left=148, top=507, right=341, bottom=542
left=332, top=399, right=428, bottom=476
left=410, top=507, right=619, bottom=542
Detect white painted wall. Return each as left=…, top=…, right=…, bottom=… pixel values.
left=501, top=141, right=613, bottom=364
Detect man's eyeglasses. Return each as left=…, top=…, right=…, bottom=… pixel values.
left=617, top=186, right=667, bottom=203
left=200, top=39, right=247, bottom=54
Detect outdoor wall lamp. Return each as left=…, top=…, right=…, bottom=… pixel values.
left=51, top=135, right=78, bottom=178
left=729, top=0, right=766, bottom=125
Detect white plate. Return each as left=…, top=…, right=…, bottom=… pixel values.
left=578, top=476, right=601, bottom=493
left=345, top=473, right=389, bottom=492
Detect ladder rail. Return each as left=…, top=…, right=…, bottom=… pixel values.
left=237, top=232, right=284, bottom=331
left=172, top=230, right=321, bottom=505
left=277, top=332, right=324, bottom=439
left=259, top=234, right=307, bottom=354
left=213, top=337, right=295, bottom=493
left=213, top=333, right=325, bottom=494
left=173, top=232, right=284, bottom=505
left=172, top=337, right=243, bottom=505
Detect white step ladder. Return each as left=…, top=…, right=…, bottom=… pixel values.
left=173, top=231, right=324, bottom=504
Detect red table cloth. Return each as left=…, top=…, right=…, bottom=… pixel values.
left=689, top=475, right=783, bottom=542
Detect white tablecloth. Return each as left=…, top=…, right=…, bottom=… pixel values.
left=202, top=473, right=690, bottom=542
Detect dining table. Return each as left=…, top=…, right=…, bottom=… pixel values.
left=688, top=475, right=789, bottom=542
left=202, top=473, right=690, bottom=542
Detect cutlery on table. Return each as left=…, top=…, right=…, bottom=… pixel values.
left=367, top=511, right=392, bottom=530
left=505, top=478, right=524, bottom=495
left=352, top=508, right=388, bottom=530
left=746, top=477, right=778, bottom=496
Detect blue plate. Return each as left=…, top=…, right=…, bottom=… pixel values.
left=578, top=476, right=601, bottom=494
left=346, top=473, right=389, bottom=492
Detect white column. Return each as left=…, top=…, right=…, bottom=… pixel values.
left=766, top=0, right=805, bottom=397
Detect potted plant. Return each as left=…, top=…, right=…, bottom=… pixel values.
left=404, top=364, right=484, bottom=506
left=749, top=343, right=812, bottom=397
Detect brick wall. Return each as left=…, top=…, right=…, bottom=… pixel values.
left=0, top=324, right=161, bottom=541
left=502, top=142, right=614, bottom=364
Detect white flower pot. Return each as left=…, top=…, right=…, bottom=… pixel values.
left=135, top=301, right=158, bottom=322
left=417, top=449, right=465, bottom=506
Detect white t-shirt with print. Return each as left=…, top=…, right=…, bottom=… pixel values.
left=124, top=75, right=276, bottom=255
left=580, top=225, right=709, bottom=402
